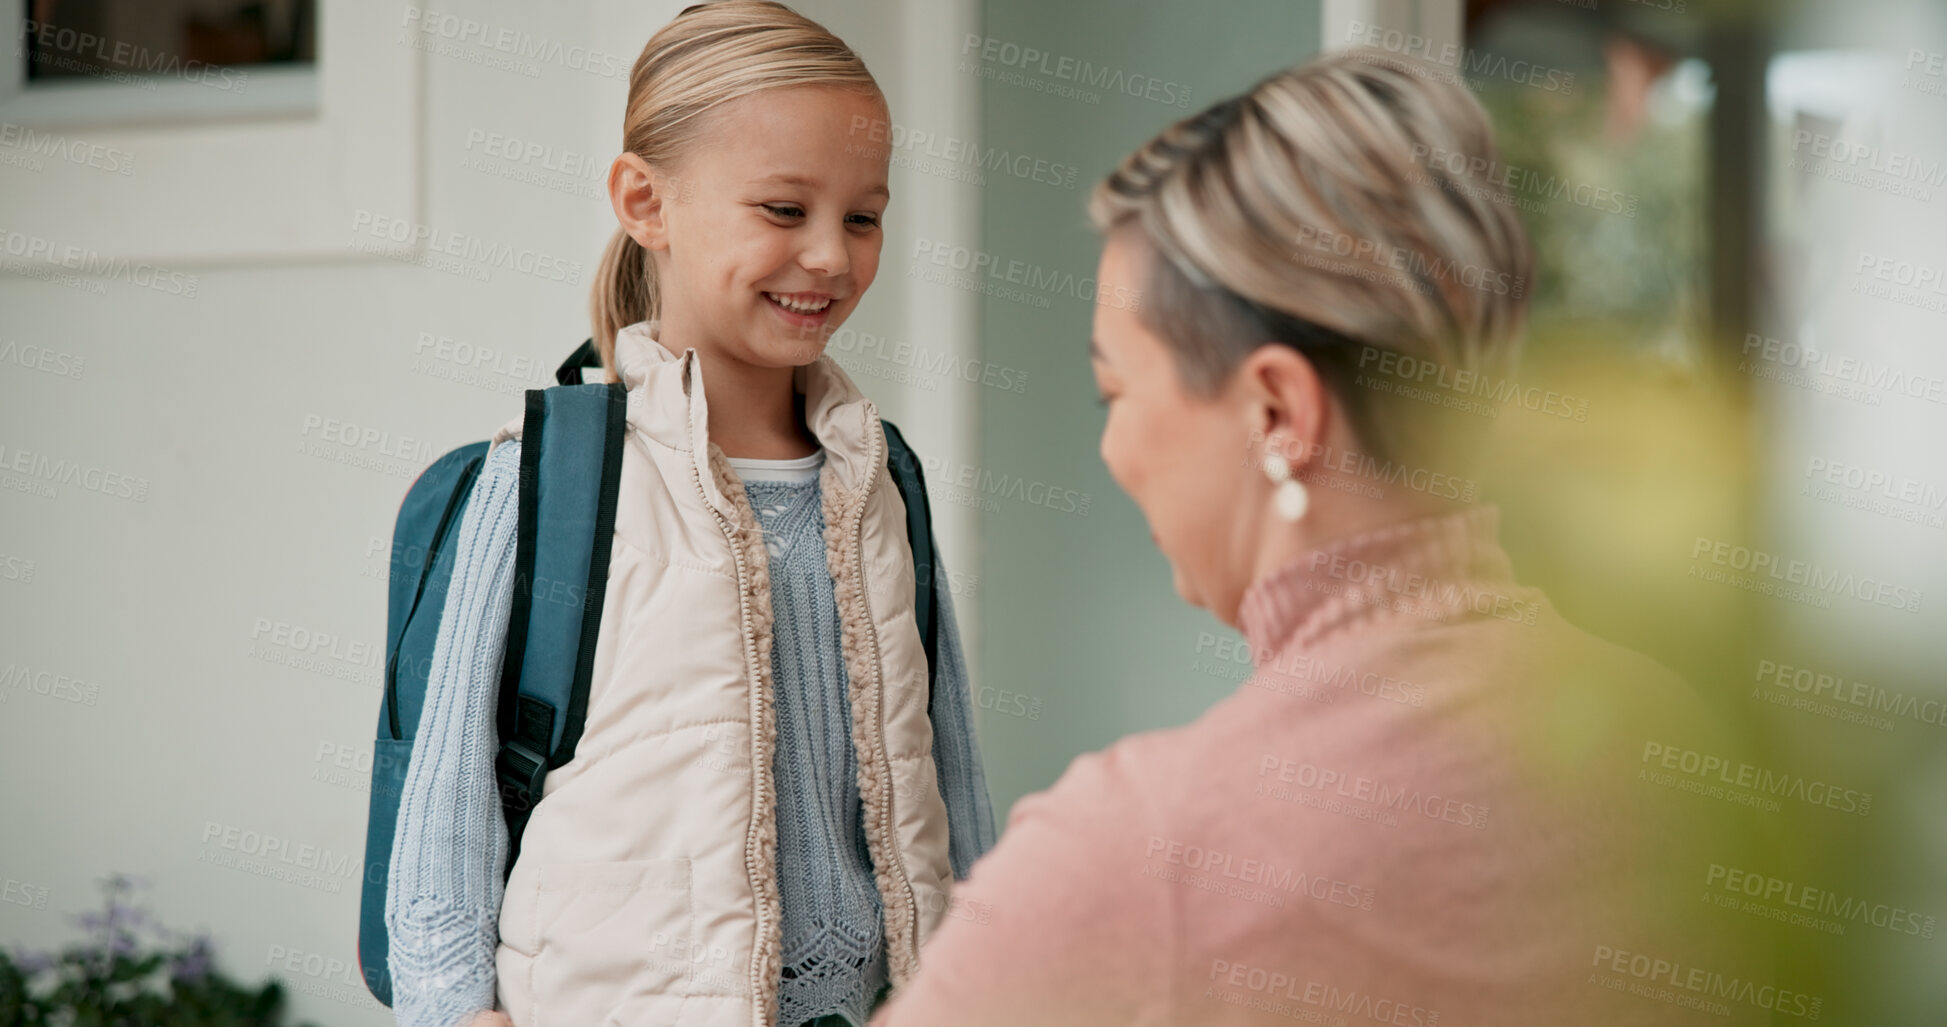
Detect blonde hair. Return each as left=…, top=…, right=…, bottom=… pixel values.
left=589, top=0, right=882, bottom=377
left=1088, top=47, right=1533, bottom=461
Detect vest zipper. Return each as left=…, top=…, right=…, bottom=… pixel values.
left=851, top=407, right=925, bottom=975
left=676, top=388, right=920, bottom=1019
left=688, top=451, right=778, bottom=1027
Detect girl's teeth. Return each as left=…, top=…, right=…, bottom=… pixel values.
left=767, top=293, right=831, bottom=314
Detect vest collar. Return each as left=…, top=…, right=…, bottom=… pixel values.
left=614, top=320, right=883, bottom=518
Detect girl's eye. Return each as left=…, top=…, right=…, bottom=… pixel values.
left=763, top=203, right=804, bottom=219
left=847, top=213, right=881, bottom=228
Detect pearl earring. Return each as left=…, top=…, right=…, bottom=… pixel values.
left=1261, top=444, right=1309, bottom=522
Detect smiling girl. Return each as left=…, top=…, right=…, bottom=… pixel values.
left=384, top=4, right=996, bottom=1026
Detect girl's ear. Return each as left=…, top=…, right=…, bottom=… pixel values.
left=609, top=152, right=669, bottom=251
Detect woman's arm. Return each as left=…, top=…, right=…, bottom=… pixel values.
left=386, top=439, right=521, bottom=1027
left=924, top=550, right=999, bottom=879
left=871, top=743, right=1172, bottom=1027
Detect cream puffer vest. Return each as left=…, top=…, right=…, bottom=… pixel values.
left=485, top=321, right=953, bottom=1027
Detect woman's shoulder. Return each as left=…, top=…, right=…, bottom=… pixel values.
left=1002, top=724, right=1202, bottom=843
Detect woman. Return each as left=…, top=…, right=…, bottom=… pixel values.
left=871, top=47, right=1771, bottom=1026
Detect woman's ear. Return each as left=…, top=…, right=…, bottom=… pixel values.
left=609, top=152, right=668, bottom=252
left=1238, top=345, right=1327, bottom=459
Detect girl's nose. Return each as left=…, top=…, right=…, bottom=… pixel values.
left=797, top=218, right=851, bottom=277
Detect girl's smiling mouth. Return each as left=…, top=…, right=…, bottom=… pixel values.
left=764, top=290, right=836, bottom=324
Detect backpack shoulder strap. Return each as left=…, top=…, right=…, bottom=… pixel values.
left=879, top=419, right=940, bottom=713
left=495, top=380, right=628, bottom=869
left=555, top=337, right=602, bottom=385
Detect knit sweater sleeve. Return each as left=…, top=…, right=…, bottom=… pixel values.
left=924, top=550, right=998, bottom=880
left=386, top=438, right=521, bottom=1027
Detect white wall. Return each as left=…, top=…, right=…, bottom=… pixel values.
left=0, top=0, right=978, bottom=1020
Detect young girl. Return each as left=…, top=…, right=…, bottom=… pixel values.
left=384, top=4, right=996, bottom=1026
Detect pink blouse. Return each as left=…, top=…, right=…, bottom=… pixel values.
left=871, top=505, right=1776, bottom=1027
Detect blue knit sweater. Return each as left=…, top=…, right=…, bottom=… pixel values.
left=386, top=438, right=997, bottom=1027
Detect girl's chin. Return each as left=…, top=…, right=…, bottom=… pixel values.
left=746, top=333, right=830, bottom=368
left=758, top=305, right=840, bottom=347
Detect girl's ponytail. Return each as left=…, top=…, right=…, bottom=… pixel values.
left=588, top=0, right=881, bottom=379
left=591, top=226, right=656, bottom=380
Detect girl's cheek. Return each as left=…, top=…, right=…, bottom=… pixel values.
left=852, top=242, right=880, bottom=290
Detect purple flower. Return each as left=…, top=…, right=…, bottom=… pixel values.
left=11, top=949, right=54, bottom=975
left=106, top=898, right=147, bottom=931
left=171, top=935, right=214, bottom=983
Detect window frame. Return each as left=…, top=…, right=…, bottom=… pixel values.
left=0, top=4, right=420, bottom=264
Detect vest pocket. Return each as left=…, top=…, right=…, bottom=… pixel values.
left=530, top=857, right=695, bottom=1027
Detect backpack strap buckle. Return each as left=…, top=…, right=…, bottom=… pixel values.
left=495, top=696, right=555, bottom=813
left=495, top=740, right=548, bottom=812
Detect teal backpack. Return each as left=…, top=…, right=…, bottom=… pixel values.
left=355, top=339, right=942, bottom=1004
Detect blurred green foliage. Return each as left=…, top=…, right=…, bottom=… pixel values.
left=1475, top=69, right=1710, bottom=364
left=0, top=875, right=318, bottom=1027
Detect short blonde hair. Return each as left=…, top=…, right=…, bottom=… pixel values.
left=590, top=0, right=882, bottom=375
left=1088, top=47, right=1533, bottom=460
